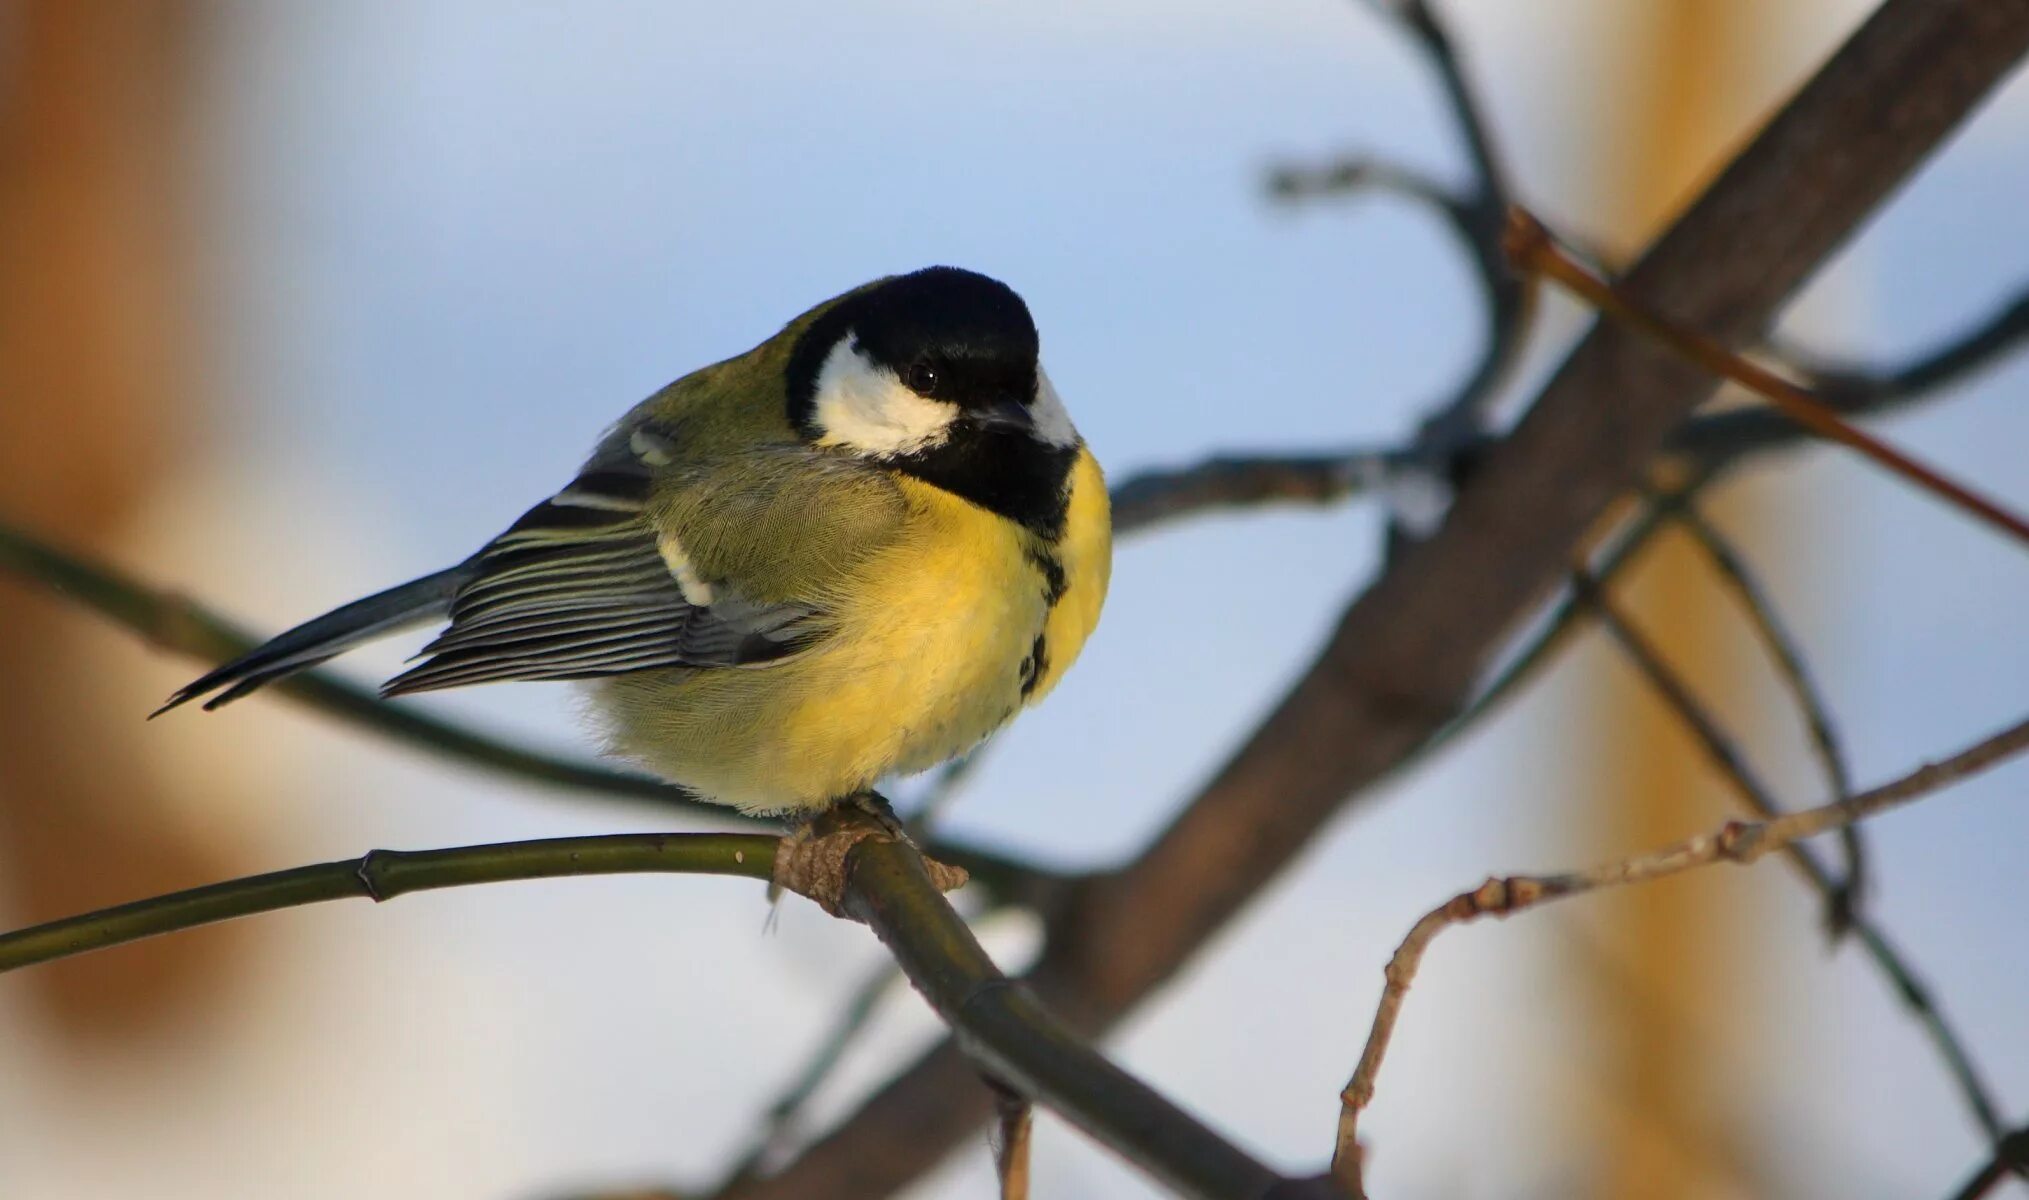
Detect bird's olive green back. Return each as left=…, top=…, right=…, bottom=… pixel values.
left=619, top=282, right=912, bottom=604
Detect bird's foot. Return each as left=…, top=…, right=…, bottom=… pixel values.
left=840, top=790, right=914, bottom=845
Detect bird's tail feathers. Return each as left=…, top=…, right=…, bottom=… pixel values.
left=153, top=564, right=473, bottom=716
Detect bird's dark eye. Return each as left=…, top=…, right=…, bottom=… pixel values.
left=904, top=360, right=941, bottom=395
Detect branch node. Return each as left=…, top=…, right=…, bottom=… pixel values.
left=1715, top=818, right=1767, bottom=863
left=355, top=850, right=390, bottom=902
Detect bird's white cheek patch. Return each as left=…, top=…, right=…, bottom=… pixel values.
left=810, top=336, right=957, bottom=457
left=1031, top=366, right=1080, bottom=448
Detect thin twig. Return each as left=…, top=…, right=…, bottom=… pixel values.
left=0, top=833, right=779, bottom=973
left=1330, top=713, right=2029, bottom=1195
left=990, top=1080, right=1036, bottom=1200
left=717, top=961, right=905, bottom=1187
left=1271, top=0, right=1534, bottom=522
left=1677, top=284, right=2029, bottom=465
left=1943, top=1126, right=2029, bottom=1200
left=1110, top=448, right=1400, bottom=534
left=1584, top=581, right=2012, bottom=1144
left=1432, top=478, right=1707, bottom=747
left=1507, top=208, right=2029, bottom=549
left=1666, top=499, right=1866, bottom=927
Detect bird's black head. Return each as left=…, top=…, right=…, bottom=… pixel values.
left=787, top=266, right=1079, bottom=535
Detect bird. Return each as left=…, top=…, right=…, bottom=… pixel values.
left=157, top=266, right=1111, bottom=817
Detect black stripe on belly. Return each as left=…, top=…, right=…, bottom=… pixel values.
left=1019, top=631, right=1048, bottom=698
left=1018, top=541, right=1066, bottom=699
left=1025, top=544, right=1068, bottom=606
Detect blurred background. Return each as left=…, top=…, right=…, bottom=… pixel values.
left=0, top=1, right=2024, bottom=1197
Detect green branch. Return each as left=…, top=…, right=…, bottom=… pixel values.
left=835, top=835, right=1318, bottom=1200
left=0, top=833, right=778, bottom=973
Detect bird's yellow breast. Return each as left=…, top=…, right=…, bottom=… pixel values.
left=590, top=447, right=1109, bottom=814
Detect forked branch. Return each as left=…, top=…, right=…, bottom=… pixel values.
left=1330, top=714, right=2029, bottom=1195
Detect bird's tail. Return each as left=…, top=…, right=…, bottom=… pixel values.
left=153, top=564, right=474, bottom=715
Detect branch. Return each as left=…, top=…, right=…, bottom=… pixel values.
left=1674, top=283, right=2029, bottom=465
left=989, top=1083, right=1034, bottom=1200
left=1668, top=498, right=1866, bottom=923
left=1944, top=1126, right=2029, bottom=1200
left=0, top=809, right=1337, bottom=1200
left=1111, top=448, right=1399, bottom=534
left=1582, top=575, right=2012, bottom=1145
left=0, top=833, right=779, bottom=973
left=719, top=961, right=905, bottom=1186
left=1271, top=0, right=1531, bottom=447
left=1330, top=713, right=2029, bottom=1195
left=831, top=827, right=1331, bottom=1200
left=739, top=3, right=2029, bottom=1192
left=1507, top=208, right=2029, bottom=548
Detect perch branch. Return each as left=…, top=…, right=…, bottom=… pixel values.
left=1330, top=713, right=2029, bottom=1195
left=0, top=833, right=779, bottom=973
left=0, top=810, right=1330, bottom=1200
left=833, top=831, right=1320, bottom=1200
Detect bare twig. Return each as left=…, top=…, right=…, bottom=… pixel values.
left=1944, top=1126, right=2029, bottom=1200
left=1111, top=447, right=1401, bottom=534
left=1271, top=0, right=1533, bottom=534
left=1152, top=301, right=1948, bottom=558
left=1330, top=714, right=2029, bottom=1194
left=1676, top=283, right=2029, bottom=465
left=1584, top=581, right=2013, bottom=1145
left=718, top=961, right=904, bottom=1186
left=1294, top=0, right=1526, bottom=435
left=1508, top=208, right=2029, bottom=548
left=990, top=1081, right=1035, bottom=1200
left=1667, top=499, right=1866, bottom=925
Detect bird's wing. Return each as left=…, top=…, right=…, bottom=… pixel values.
left=382, top=457, right=824, bottom=697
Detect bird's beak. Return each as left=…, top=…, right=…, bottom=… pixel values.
left=970, top=397, right=1034, bottom=433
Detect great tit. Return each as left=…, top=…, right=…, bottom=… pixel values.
left=160, top=266, right=1111, bottom=815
